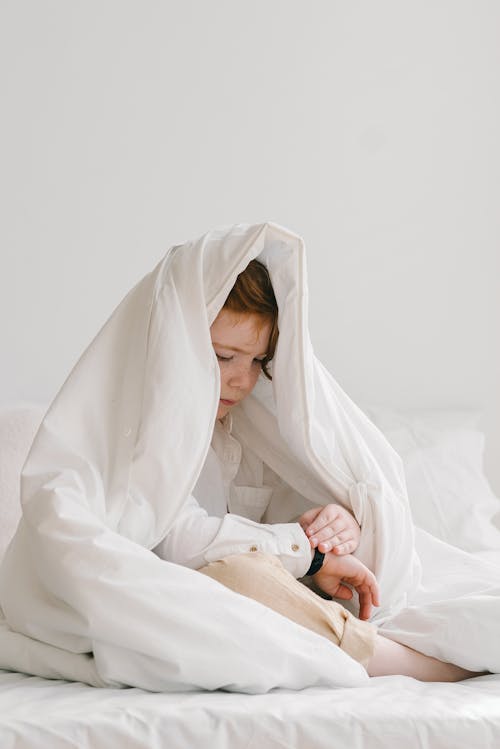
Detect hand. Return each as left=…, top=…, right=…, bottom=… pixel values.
left=313, top=552, right=380, bottom=621
left=299, top=503, right=361, bottom=555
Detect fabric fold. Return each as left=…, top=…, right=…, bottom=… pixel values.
left=0, top=222, right=497, bottom=691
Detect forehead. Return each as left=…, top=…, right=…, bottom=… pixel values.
left=210, top=309, right=272, bottom=353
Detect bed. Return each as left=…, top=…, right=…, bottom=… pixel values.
left=1, top=403, right=499, bottom=749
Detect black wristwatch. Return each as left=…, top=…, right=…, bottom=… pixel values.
left=306, top=548, right=325, bottom=576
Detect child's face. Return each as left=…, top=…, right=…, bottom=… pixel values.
left=210, top=309, right=272, bottom=421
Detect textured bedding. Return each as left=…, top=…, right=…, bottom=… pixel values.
left=1, top=670, right=500, bottom=749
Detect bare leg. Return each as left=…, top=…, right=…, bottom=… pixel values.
left=200, top=554, right=486, bottom=682
left=367, top=635, right=484, bottom=681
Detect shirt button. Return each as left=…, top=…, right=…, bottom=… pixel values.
left=249, top=545, right=258, bottom=552
left=291, top=543, right=300, bottom=552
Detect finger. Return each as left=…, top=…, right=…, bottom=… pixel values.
left=311, top=525, right=347, bottom=543
left=332, top=584, right=353, bottom=600
left=317, top=538, right=340, bottom=553
left=310, top=535, right=335, bottom=550
left=299, top=507, right=323, bottom=529
left=363, top=573, right=380, bottom=608
left=357, top=588, right=375, bottom=620
left=357, top=576, right=380, bottom=619
left=358, top=595, right=372, bottom=621
left=318, top=528, right=353, bottom=549
left=328, top=540, right=356, bottom=555
left=305, top=506, right=342, bottom=537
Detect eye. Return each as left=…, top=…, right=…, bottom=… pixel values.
left=253, top=358, right=266, bottom=366
left=216, top=354, right=232, bottom=362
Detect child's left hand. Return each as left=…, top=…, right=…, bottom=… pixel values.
left=313, top=552, right=379, bottom=620
left=299, top=503, right=361, bottom=555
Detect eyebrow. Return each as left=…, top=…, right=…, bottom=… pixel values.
left=212, top=342, right=268, bottom=356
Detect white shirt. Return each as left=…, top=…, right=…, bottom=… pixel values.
left=153, top=412, right=312, bottom=577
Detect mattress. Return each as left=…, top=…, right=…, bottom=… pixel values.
left=1, top=670, right=500, bottom=748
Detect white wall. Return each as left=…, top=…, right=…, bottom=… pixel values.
left=1, top=1, right=499, bottom=493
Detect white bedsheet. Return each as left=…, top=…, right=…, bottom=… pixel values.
left=1, top=670, right=499, bottom=749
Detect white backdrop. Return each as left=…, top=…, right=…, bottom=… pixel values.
left=1, top=1, right=499, bottom=493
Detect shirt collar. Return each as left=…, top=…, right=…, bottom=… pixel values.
left=216, top=411, right=233, bottom=434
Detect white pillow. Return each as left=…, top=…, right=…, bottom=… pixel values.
left=0, top=404, right=45, bottom=561
left=366, top=406, right=500, bottom=553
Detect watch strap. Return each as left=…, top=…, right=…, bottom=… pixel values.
left=305, top=548, right=325, bottom=576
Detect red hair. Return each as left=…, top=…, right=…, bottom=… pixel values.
left=223, top=259, right=278, bottom=380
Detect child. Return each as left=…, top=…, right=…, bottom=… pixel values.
left=156, top=258, right=480, bottom=682
left=2, top=223, right=490, bottom=692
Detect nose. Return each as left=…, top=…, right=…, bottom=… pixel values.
left=228, top=362, right=254, bottom=391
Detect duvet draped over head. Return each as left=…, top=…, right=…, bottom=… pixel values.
left=4, top=222, right=493, bottom=694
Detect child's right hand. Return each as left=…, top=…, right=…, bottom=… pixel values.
left=313, top=552, right=380, bottom=621
left=299, top=503, right=361, bottom=555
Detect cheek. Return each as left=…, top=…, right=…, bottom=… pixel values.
left=217, top=362, right=227, bottom=384
left=217, top=362, right=237, bottom=388
left=248, top=367, right=261, bottom=390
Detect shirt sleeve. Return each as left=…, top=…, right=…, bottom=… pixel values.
left=153, top=494, right=313, bottom=578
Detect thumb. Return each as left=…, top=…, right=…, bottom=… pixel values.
left=332, top=584, right=353, bottom=600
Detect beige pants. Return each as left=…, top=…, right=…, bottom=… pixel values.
left=199, top=552, right=376, bottom=668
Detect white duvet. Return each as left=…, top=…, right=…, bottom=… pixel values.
left=0, top=222, right=498, bottom=693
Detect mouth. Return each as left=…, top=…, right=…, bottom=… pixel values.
left=220, top=398, right=237, bottom=406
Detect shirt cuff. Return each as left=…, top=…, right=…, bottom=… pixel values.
left=265, top=522, right=313, bottom=578
left=201, top=517, right=313, bottom=578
